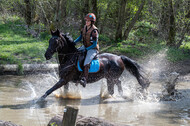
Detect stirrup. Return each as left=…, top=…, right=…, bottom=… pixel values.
left=80, top=77, right=87, bottom=88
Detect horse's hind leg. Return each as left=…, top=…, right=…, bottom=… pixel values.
left=107, top=78, right=124, bottom=97
left=115, top=79, right=123, bottom=97
left=107, top=79, right=115, bottom=96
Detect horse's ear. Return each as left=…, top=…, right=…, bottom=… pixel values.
left=55, top=29, right=60, bottom=36
left=50, top=29, right=53, bottom=35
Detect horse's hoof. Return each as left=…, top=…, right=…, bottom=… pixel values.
left=80, top=78, right=86, bottom=88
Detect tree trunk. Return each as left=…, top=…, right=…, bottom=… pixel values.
left=123, top=0, right=145, bottom=40
left=186, top=0, right=190, bottom=18
left=80, top=0, right=89, bottom=28
left=38, top=1, right=49, bottom=26
left=167, top=0, right=176, bottom=46
left=100, top=2, right=111, bottom=34
left=60, top=0, right=67, bottom=21
left=55, top=0, right=61, bottom=28
left=91, top=0, right=98, bottom=26
left=115, top=0, right=127, bottom=41
left=24, top=0, right=32, bottom=27
left=159, top=0, right=170, bottom=39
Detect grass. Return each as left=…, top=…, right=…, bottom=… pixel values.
left=0, top=16, right=189, bottom=65
left=0, top=16, right=48, bottom=64
left=167, top=47, right=190, bottom=62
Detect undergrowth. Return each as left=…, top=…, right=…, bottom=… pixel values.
left=0, top=15, right=189, bottom=65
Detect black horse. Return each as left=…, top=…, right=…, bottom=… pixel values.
left=40, top=29, right=150, bottom=100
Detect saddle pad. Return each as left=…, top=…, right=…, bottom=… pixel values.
left=77, top=59, right=100, bottom=73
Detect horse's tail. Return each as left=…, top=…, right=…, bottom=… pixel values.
left=120, top=55, right=150, bottom=89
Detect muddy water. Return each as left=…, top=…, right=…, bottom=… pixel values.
left=0, top=73, right=190, bottom=126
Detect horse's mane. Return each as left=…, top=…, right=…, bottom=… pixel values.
left=61, top=33, right=77, bottom=51
left=62, top=33, right=73, bottom=43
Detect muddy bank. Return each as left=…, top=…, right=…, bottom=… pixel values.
left=0, top=59, right=189, bottom=75
left=0, top=120, right=20, bottom=126
left=168, top=59, right=190, bottom=75
left=0, top=115, right=127, bottom=126
left=161, top=59, right=190, bottom=75
left=48, top=114, right=128, bottom=126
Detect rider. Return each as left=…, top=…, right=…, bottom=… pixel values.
left=74, top=13, right=99, bottom=87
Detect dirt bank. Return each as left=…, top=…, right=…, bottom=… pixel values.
left=0, top=64, right=58, bottom=75
left=168, top=59, right=190, bottom=75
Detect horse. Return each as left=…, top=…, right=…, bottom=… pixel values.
left=39, top=29, right=150, bottom=100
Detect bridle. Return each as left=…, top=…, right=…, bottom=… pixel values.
left=48, top=34, right=82, bottom=70
left=48, top=35, right=65, bottom=53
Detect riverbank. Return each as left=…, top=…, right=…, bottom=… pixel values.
left=0, top=64, right=58, bottom=75
left=0, top=114, right=128, bottom=126
left=0, top=58, right=189, bottom=76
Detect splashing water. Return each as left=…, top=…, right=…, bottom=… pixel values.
left=143, top=48, right=168, bottom=81
left=54, top=82, right=82, bottom=99
left=99, top=49, right=177, bottom=103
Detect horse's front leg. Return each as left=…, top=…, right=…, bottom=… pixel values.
left=40, top=79, right=67, bottom=100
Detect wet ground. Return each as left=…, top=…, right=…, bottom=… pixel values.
left=0, top=71, right=190, bottom=126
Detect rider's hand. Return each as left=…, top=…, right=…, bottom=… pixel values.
left=72, top=41, right=76, bottom=46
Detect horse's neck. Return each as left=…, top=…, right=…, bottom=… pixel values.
left=57, top=52, right=65, bottom=65
left=57, top=50, right=78, bottom=65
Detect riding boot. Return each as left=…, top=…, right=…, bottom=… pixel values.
left=80, top=65, right=89, bottom=87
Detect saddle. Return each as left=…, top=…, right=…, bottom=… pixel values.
left=77, top=52, right=100, bottom=73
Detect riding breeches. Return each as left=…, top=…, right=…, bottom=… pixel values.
left=78, top=46, right=98, bottom=66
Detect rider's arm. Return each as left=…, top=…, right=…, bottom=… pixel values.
left=86, top=40, right=97, bottom=51
left=74, top=34, right=82, bottom=44
left=86, top=30, right=98, bottom=51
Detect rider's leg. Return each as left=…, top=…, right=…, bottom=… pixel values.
left=80, top=49, right=97, bottom=87
left=80, top=64, right=89, bottom=87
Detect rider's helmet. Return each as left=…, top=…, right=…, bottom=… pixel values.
left=85, top=13, right=96, bottom=22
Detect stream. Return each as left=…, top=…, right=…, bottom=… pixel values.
left=0, top=71, right=189, bottom=126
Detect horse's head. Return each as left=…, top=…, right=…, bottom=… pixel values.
left=45, top=29, right=77, bottom=60
left=45, top=29, right=67, bottom=60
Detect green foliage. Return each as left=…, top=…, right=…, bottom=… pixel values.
left=40, top=31, right=51, bottom=40
left=0, top=0, right=189, bottom=67
left=50, top=122, right=58, bottom=126
left=167, top=47, right=190, bottom=62
left=0, top=15, right=47, bottom=64
left=99, top=34, right=111, bottom=42
left=134, top=21, right=155, bottom=38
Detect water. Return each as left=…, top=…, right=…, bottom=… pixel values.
left=0, top=73, right=189, bottom=126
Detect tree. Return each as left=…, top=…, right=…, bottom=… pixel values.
left=60, top=0, right=67, bottom=21
left=123, top=0, right=145, bottom=40
left=80, top=0, right=89, bottom=28
left=115, top=0, right=127, bottom=41
left=91, top=0, right=98, bottom=26
left=55, top=0, right=61, bottom=28
left=99, top=1, right=111, bottom=33
left=24, top=0, right=32, bottom=27
left=167, top=0, right=176, bottom=46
